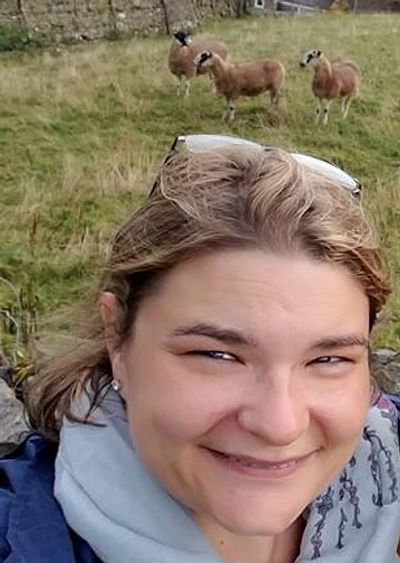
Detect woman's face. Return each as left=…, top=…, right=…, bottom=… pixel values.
left=106, top=249, right=371, bottom=536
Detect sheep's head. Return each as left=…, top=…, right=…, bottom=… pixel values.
left=174, top=31, right=192, bottom=47
left=300, top=49, right=322, bottom=68
left=194, top=49, right=213, bottom=70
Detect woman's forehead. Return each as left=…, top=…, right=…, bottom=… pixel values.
left=133, top=248, right=370, bottom=341
left=148, top=248, right=362, bottom=296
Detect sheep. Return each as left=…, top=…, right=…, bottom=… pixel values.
left=300, top=49, right=361, bottom=125
left=168, top=31, right=229, bottom=98
left=194, top=49, right=285, bottom=123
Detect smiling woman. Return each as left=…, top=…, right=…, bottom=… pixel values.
left=1, top=137, right=399, bottom=563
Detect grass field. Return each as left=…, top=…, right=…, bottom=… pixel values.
left=0, top=12, right=399, bottom=361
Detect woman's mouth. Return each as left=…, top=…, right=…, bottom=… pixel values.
left=203, top=448, right=313, bottom=478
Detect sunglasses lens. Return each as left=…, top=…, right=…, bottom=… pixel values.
left=181, top=134, right=264, bottom=153
left=292, top=153, right=361, bottom=195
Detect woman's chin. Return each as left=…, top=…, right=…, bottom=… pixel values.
left=209, top=505, right=301, bottom=537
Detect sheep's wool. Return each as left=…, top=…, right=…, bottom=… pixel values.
left=55, top=388, right=400, bottom=563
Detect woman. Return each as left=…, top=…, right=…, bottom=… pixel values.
left=1, top=135, right=399, bottom=562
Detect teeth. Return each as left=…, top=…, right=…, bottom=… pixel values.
left=223, top=453, right=296, bottom=469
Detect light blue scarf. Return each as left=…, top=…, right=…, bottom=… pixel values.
left=55, top=389, right=400, bottom=563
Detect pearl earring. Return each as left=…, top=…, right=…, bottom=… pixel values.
left=111, top=378, right=121, bottom=392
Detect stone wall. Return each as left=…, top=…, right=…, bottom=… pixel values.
left=355, top=0, right=400, bottom=11
left=2, top=1, right=397, bottom=42
left=0, top=0, right=236, bottom=41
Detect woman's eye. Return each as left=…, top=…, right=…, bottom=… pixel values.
left=312, top=356, right=348, bottom=365
left=190, top=350, right=237, bottom=362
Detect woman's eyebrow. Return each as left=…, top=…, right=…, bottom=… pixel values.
left=310, top=335, right=369, bottom=350
left=171, top=326, right=368, bottom=350
left=171, top=323, right=254, bottom=346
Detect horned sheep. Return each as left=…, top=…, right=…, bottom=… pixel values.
left=194, top=50, right=285, bottom=123
left=168, top=31, right=229, bottom=98
left=300, top=49, right=361, bottom=125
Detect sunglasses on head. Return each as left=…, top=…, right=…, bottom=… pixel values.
left=149, top=134, right=362, bottom=198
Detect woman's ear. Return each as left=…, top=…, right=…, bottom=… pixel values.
left=99, top=291, right=128, bottom=395
left=99, top=291, right=119, bottom=355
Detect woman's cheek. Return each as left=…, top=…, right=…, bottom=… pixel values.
left=155, top=395, right=232, bottom=442
left=316, top=389, right=370, bottom=444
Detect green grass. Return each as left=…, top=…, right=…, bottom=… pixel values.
left=0, top=25, right=48, bottom=52
left=1, top=13, right=400, bottom=360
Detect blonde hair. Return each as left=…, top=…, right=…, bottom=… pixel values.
left=27, top=147, right=391, bottom=440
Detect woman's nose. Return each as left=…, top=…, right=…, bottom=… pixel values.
left=236, top=377, right=310, bottom=446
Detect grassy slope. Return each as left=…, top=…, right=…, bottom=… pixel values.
left=0, top=13, right=399, bottom=357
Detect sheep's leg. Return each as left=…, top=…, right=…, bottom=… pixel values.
left=222, top=100, right=235, bottom=122
left=227, top=103, right=235, bottom=123
left=322, top=100, right=332, bottom=125
left=270, top=89, right=280, bottom=106
left=176, top=76, right=182, bottom=97
left=342, top=96, right=352, bottom=119
left=207, top=71, right=216, bottom=94
left=183, top=77, right=191, bottom=98
left=315, top=100, right=322, bottom=125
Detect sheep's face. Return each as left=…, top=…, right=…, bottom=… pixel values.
left=194, top=50, right=213, bottom=70
left=300, top=50, right=322, bottom=68
left=174, top=31, right=192, bottom=47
